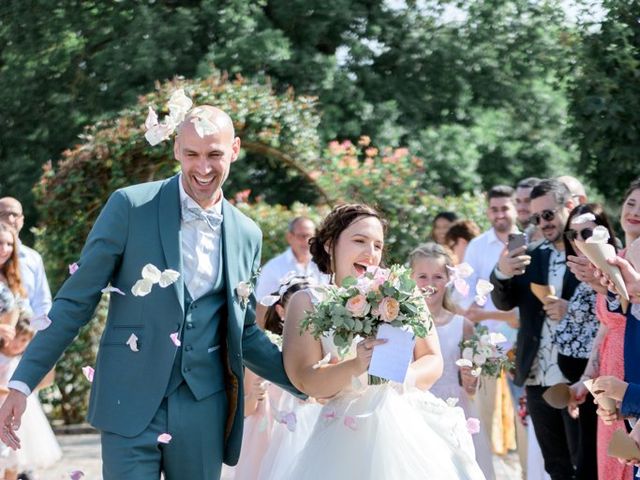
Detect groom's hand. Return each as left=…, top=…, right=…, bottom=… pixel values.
left=0, top=389, right=27, bottom=450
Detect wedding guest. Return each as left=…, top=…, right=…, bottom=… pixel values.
left=0, top=198, right=51, bottom=319
left=551, top=204, right=612, bottom=480
left=444, top=219, right=481, bottom=265
left=462, top=186, right=521, bottom=467
left=491, top=179, right=580, bottom=480
left=514, top=177, right=541, bottom=242
left=430, top=211, right=458, bottom=245
left=556, top=176, right=588, bottom=206
left=0, top=223, right=26, bottom=329
left=409, top=242, right=495, bottom=479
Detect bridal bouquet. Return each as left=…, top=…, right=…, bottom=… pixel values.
left=300, top=265, right=432, bottom=353
left=456, top=325, right=513, bottom=378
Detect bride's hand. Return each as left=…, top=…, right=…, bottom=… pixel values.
left=353, top=337, right=386, bottom=374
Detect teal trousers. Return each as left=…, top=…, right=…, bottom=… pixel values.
left=101, top=383, right=228, bottom=479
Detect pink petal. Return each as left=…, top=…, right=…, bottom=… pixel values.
left=474, top=294, right=487, bottom=306
left=69, top=471, right=85, bottom=480
left=454, top=278, right=470, bottom=296
left=170, top=332, right=181, bottom=347
left=466, top=417, right=481, bottom=435
left=82, top=366, right=94, bottom=383
left=69, top=262, right=79, bottom=275
left=322, top=408, right=337, bottom=421
left=31, top=314, right=52, bottom=331
left=157, top=433, right=172, bottom=444
left=101, top=286, right=126, bottom=296
left=343, top=415, right=358, bottom=431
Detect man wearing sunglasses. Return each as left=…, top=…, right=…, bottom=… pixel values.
left=491, top=179, right=581, bottom=480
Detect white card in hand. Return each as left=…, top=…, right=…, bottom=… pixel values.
left=368, top=323, right=416, bottom=383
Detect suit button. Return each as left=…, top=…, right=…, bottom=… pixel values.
left=185, top=345, right=193, bottom=352
left=183, top=367, right=191, bottom=373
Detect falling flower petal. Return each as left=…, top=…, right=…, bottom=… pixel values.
left=159, top=269, right=180, bottom=288
left=144, top=107, right=158, bottom=130
left=489, top=332, right=508, bottom=345
left=131, top=278, right=154, bottom=297
left=453, top=278, right=470, bottom=297
left=31, top=314, right=52, bottom=331
left=69, top=263, right=79, bottom=275
left=475, top=279, right=494, bottom=297
left=69, top=471, right=85, bottom=480
left=312, top=353, right=331, bottom=370
left=446, top=397, right=459, bottom=407
left=170, top=332, right=181, bottom=347
left=144, top=123, right=173, bottom=146
left=471, top=367, right=482, bottom=377
left=82, top=366, right=94, bottom=383
left=102, top=286, right=126, bottom=296
left=344, top=416, right=358, bottom=431
left=141, top=264, right=162, bottom=283
left=586, top=225, right=611, bottom=244
left=276, top=411, right=297, bottom=432
left=474, top=295, right=488, bottom=306
left=191, top=115, right=218, bottom=138
left=447, top=263, right=474, bottom=279
left=157, top=433, right=172, bottom=444
left=167, top=89, right=192, bottom=123
left=455, top=359, right=473, bottom=368
left=322, top=408, right=337, bottom=421
left=126, top=333, right=139, bottom=352
left=466, top=417, right=481, bottom=435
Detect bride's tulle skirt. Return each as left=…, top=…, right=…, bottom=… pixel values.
left=280, top=383, right=486, bottom=480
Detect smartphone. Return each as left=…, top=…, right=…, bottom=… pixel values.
left=507, top=233, right=527, bottom=253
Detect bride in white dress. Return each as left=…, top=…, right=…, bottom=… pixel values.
left=278, top=204, right=485, bottom=479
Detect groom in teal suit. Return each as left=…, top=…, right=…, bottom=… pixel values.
left=0, top=105, right=301, bottom=479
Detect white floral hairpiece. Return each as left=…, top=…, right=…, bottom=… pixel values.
left=260, top=272, right=311, bottom=306
left=571, top=213, right=596, bottom=225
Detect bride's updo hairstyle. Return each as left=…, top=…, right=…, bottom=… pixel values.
left=310, top=203, right=386, bottom=275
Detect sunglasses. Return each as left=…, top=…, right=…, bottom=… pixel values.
left=564, top=228, right=594, bottom=242
left=529, top=208, right=559, bottom=226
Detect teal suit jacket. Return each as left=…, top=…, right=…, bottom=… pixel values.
left=12, top=175, right=297, bottom=464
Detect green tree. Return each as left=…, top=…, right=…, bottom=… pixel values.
left=569, top=0, right=640, bottom=203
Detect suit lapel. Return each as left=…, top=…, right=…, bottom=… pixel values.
left=158, top=175, right=185, bottom=313
left=222, top=200, right=242, bottom=328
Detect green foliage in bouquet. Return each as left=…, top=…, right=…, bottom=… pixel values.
left=300, top=265, right=432, bottom=354
left=458, top=324, right=514, bottom=379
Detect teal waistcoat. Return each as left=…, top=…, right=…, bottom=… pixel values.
left=165, top=250, right=227, bottom=400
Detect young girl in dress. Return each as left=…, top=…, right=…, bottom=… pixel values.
left=276, top=203, right=484, bottom=479
left=226, top=276, right=322, bottom=480
left=0, top=319, right=62, bottom=479
left=409, top=242, right=495, bottom=479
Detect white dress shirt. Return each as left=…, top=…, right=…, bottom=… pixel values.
left=179, top=177, right=223, bottom=301
left=18, top=244, right=52, bottom=318
left=255, top=248, right=329, bottom=300
left=463, top=228, right=518, bottom=350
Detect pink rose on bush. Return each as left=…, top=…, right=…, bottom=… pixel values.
left=379, top=297, right=400, bottom=322
left=346, top=294, right=370, bottom=317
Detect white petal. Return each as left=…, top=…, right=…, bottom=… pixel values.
left=144, top=124, right=172, bottom=146
left=474, top=295, right=487, bottom=306
left=145, top=107, right=159, bottom=130
left=31, top=314, right=52, bottom=331
left=170, top=332, right=181, bottom=347
left=462, top=347, right=474, bottom=361
left=157, top=433, right=172, bottom=444
left=475, top=279, right=494, bottom=297
left=102, top=286, right=126, bottom=296
left=167, top=89, right=192, bottom=123
left=446, top=397, right=459, bottom=407
left=159, top=269, right=180, bottom=288
left=192, top=116, right=218, bottom=138
left=571, top=213, right=596, bottom=225
left=586, top=225, right=611, bottom=243
left=131, top=278, right=154, bottom=297
left=82, top=366, right=94, bottom=383
left=126, top=333, right=139, bottom=352
left=489, top=332, right=508, bottom=344
left=455, top=358, right=473, bottom=368
left=141, top=264, right=162, bottom=283
left=312, top=353, right=331, bottom=370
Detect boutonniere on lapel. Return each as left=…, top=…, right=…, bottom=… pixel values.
left=236, top=269, right=261, bottom=308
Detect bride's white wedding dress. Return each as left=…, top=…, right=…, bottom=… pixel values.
left=277, top=291, right=486, bottom=479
